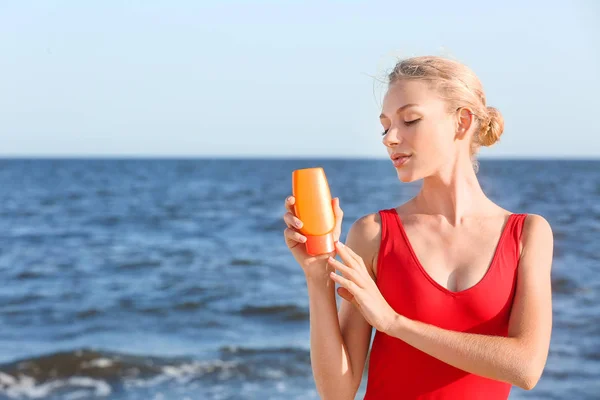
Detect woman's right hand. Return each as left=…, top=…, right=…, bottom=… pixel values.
left=283, top=195, right=344, bottom=280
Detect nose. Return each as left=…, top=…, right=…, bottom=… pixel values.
left=382, top=128, right=401, bottom=148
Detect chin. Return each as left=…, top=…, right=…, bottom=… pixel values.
left=396, top=169, right=420, bottom=183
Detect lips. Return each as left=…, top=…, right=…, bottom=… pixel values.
left=391, top=153, right=412, bottom=167
left=391, top=153, right=411, bottom=161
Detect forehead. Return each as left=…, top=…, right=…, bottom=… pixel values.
left=381, top=80, right=443, bottom=116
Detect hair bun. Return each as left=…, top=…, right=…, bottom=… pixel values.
left=479, top=106, right=504, bottom=146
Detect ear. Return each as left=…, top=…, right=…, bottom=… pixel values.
left=455, top=107, right=475, bottom=140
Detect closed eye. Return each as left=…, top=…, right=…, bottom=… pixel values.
left=404, top=119, right=421, bottom=127
left=380, top=119, right=421, bottom=136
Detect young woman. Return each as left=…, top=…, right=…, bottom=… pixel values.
left=282, top=56, right=553, bottom=399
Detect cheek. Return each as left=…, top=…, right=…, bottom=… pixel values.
left=413, top=121, right=451, bottom=157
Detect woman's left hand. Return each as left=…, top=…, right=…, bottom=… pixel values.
left=328, top=241, right=398, bottom=334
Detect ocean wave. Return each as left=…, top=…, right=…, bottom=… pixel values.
left=0, top=345, right=311, bottom=399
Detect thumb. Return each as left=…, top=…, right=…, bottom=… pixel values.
left=331, top=197, right=343, bottom=242
left=332, top=197, right=343, bottom=216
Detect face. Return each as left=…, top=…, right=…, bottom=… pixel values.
left=380, top=80, right=463, bottom=183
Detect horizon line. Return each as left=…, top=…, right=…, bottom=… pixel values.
left=0, top=154, right=598, bottom=161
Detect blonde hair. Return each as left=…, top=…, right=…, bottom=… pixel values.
left=387, top=56, right=504, bottom=173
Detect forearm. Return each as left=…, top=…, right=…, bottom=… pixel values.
left=387, top=314, right=540, bottom=390
left=305, top=275, right=355, bottom=400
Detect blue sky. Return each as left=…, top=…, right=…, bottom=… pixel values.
left=1, top=0, right=598, bottom=158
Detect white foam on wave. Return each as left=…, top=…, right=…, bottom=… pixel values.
left=81, top=358, right=114, bottom=369
left=0, top=373, right=111, bottom=399
left=124, top=359, right=240, bottom=389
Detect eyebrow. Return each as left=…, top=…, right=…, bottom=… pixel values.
left=379, top=103, right=419, bottom=119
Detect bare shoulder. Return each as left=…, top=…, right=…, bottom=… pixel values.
left=345, top=212, right=383, bottom=281
left=520, top=213, right=554, bottom=268
left=521, top=214, right=553, bottom=247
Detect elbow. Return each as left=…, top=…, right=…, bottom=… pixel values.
left=515, top=358, right=545, bottom=391
left=517, top=374, right=540, bottom=391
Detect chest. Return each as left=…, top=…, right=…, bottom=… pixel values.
left=374, top=213, right=520, bottom=331
left=378, top=214, right=515, bottom=293
left=408, top=229, right=506, bottom=292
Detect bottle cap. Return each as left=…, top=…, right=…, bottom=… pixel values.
left=305, top=233, right=335, bottom=256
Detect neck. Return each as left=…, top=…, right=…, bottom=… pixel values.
left=415, top=154, right=489, bottom=225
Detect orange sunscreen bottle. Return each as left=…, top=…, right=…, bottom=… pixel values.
left=291, top=167, right=336, bottom=256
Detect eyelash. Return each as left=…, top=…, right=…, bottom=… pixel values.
left=381, top=119, right=420, bottom=136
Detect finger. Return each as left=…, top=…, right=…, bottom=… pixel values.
left=284, top=227, right=307, bottom=244
left=283, top=212, right=303, bottom=229
left=327, top=256, right=360, bottom=284
left=329, top=271, right=357, bottom=293
left=333, top=197, right=343, bottom=216
left=335, top=240, right=362, bottom=264
left=331, top=197, right=344, bottom=240
left=336, top=286, right=351, bottom=302
left=284, top=196, right=296, bottom=214
left=337, top=287, right=356, bottom=304
left=334, top=241, right=361, bottom=266
left=333, top=241, right=352, bottom=267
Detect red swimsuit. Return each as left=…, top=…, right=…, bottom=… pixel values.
left=363, top=208, right=527, bottom=399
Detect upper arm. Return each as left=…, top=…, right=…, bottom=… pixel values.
left=338, top=213, right=381, bottom=393
left=508, top=214, right=554, bottom=380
